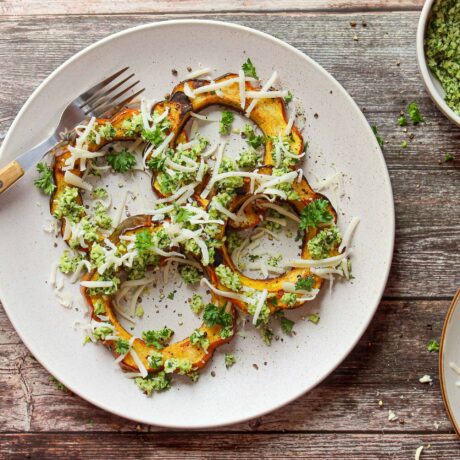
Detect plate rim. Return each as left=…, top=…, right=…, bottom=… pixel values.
left=0, top=18, right=395, bottom=428
left=439, top=288, right=460, bottom=438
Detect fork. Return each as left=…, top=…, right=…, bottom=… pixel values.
left=0, top=67, right=144, bottom=194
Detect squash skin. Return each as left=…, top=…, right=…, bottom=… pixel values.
left=81, top=215, right=236, bottom=374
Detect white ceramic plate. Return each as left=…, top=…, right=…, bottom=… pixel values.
left=440, top=290, right=460, bottom=436
left=0, top=20, right=394, bottom=428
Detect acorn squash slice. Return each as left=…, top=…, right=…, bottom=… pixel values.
left=51, top=72, right=304, bottom=232
left=81, top=215, right=236, bottom=375
left=205, top=166, right=337, bottom=313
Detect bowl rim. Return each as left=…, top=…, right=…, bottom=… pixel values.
left=416, top=0, right=460, bottom=126
left=439, top=288, right=460, bottom=438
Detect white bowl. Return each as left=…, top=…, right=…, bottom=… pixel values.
left=416, top=0, right=460, bottom=126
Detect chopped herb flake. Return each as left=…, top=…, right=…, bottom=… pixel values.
left=427, top=339, right=439, bottom=352
left=242, top=58, right=258, bottom=79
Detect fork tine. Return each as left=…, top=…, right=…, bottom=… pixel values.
left=79, top=73, right=135, bottom=109
left=93, top=88, right=145, bottom=118
left=78, top=67, right=130, bottom=104
left=86, top=80, right=141, bottom=116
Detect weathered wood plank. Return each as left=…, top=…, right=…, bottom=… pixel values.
left=0, top=12, right=458, bottom=451
left=1, top=433, right=459, bottom=459
left=0, top=14, right=459, bottom=297
left=0, top=300, right=451, bottom=433
left=0, top=1, right=424, bottom=16
left=0, top=12, right=458, bottom=170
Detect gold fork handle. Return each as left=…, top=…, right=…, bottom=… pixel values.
left=0, top=161, right=24, bottom=194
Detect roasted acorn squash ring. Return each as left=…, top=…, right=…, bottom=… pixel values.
left=81, top=214, right=236, bottom=375
left=50, top=73, right=303, bottom=245
left=49, top=71, right=321, bottom=376
left=206, top=166, right=337, bottom=312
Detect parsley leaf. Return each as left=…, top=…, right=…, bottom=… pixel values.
left=299, top=199, right=333, bottom=231
left=242, top=58, right=258, bottom=79
left=142, top=327, right=174, bottom=349
left=219, top=110, right=234, bottom=135
left=295, top=275, right=315, bottom=291
left=284, top=91, right=293, bottom=104
left=280, top=316, right=295, bottom=335
left=34, top=162, right=56, bottom=195
left=242, top=124, right=264, bottom=149
left=427, top=339, right=439, bottom=352
left=203, top=303, right=232, bottom=329
left=407, top=102, right=424, bottom=124
left=308, top=313, right=320, bottom=324
left=107, top=149, right=136, bottom=173
left=371, top=125, right=384, bottom=148
left=397, top=114, right=407, bottom=126
left=261, top=327, right=273, bottom=345
left=115, top=338, right=130, bottom=355
left=444, top=153, right=454, bottom=162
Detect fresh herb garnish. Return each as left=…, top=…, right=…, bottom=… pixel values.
left=397, top=114, right=408, bottom=126
left=284, top=91, right=293, bottom=104
left=242, top=58, right=258, bottom=79
left=308, top=313, right=320, bottom=324
left=219, top=110, right=234, bottom=135
left=299, top=199, right=333, bottom=231
left=407, top=102, right=424, bottom=124
left=280, top=316, right=295, bottom=335
left=295, top=275, right=315, bottom=291
left=107, top=149, right=136, bottom=173
left=242, top=124, right=264, bottom=149
left=135, top=372, right=171, bottom=396
left=224, top=353, right=236, bottom=369
left=444, top=153, right=454, bottom=162
left=142, top=327, right=174, bottom=349
left=50, top=376, right=66, bottom=391
left=135, top=229, right=153, bottom=255
left=115, top=338, right=130, bottom=355
left=371, top=125, right=384, bottom=148
left=261, top=327, right=273, bottom=345
left=203, top=303, right=233, bottom=334
left=427, top=339, right=439, bottom=352
left=190, top=329, right=209, bottom=352
left=35, top=162, right=56, bottom=195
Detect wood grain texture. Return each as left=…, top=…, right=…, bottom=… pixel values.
left=0, top=0, right=424, bottom=16
left=0, top=433, right=458, bottom=459
left=0, top=8, right=459, bottom=459
left=0, top=300, right=451, bottom=433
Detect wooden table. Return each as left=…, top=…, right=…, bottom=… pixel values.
left=1, top=1, right=459, bottom=458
